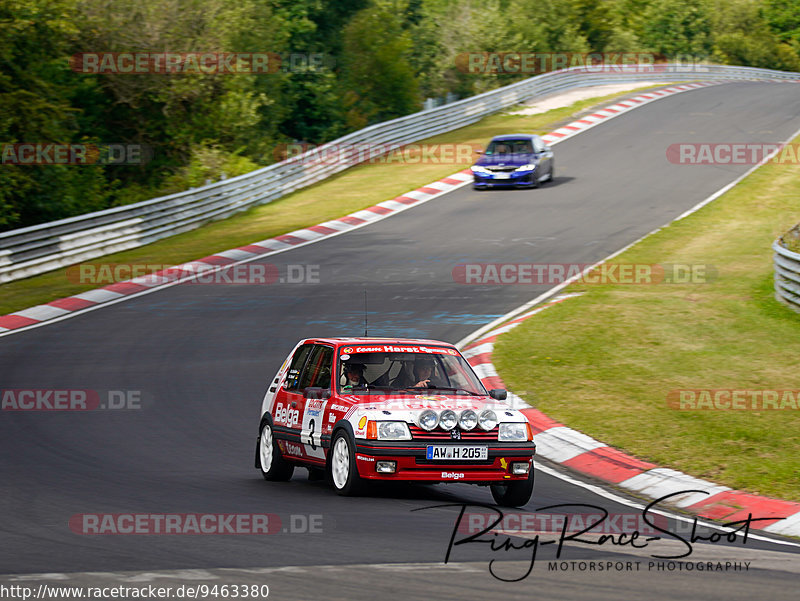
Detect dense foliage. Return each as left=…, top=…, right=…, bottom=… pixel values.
left=2, top=0, right=799, bottom=230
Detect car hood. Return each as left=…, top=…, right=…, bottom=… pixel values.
left=338, top=393, right=526, bottom=422
left=475, top=154, right=539, bottom=168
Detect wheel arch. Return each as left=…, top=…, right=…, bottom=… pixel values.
left=327, top=420, right=356, bottom=468
left=254, top=412, right=275, bottom=468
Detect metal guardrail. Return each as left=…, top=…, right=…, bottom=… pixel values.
left=774, top=237, right=800, bottom=312
left=2, top=63, right=800, bottom=283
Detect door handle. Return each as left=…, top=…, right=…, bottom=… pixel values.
left=291, top=401, right=297, bottom=408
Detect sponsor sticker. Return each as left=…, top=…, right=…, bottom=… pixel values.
left=342, top=345, right=457, bottom=355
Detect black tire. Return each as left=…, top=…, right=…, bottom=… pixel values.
left=257, top=422, right=294, bottom=481
left=490, top=468, right=534, bottom=507
left=328, top=430, right=364, bottom=496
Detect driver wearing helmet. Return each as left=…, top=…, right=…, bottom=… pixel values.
left=342, top=362, right=368, bottom=389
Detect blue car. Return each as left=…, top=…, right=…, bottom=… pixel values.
left=472, top=134, right=554, bottom=189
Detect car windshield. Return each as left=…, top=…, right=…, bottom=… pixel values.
left=485, top=139, right=533, bottom=155
left=336, top=345, right=487, bottom=395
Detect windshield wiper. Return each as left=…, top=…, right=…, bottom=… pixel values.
left=403, top=386, right=481, bottom=396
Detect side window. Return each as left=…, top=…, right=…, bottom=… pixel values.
left=298, top=345, right=334, bottom=390
left=284, top=344, right=313, bottom=391
left=532, top=137, right=545, bottom=153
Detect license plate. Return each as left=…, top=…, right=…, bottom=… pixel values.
left=494, top=172, right=510, bottom=179
left=426, top=445, right=488, bottom=460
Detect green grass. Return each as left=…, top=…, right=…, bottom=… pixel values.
left=783, top=224, right=800, bottom=253
left=0, top=84, right=663, bottom=316
left=493, top=135, right=800, bottom=501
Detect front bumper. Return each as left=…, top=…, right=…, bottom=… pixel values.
left=473, top=169, right=536, bottom=188
left=353, top=440, right=535, bottom=483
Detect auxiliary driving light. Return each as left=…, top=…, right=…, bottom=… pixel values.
left=478, top=409, right=498, bottom=431
left=376, top=461, right=397, bottom=474
left=439, top=409, right=457, bottom=430
left=511, top=462, right=531, bottom=475
left=418, top=409, right=439, bottom=431
left=459, top=410, right=478, bottom=430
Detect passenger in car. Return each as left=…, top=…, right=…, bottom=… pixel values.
left=392, top=358, right=438, bottom=388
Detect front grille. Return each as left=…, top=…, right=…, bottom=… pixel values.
left=408, top=425, right=497, bottom=442
left=487, top=166, right=517, bottom=172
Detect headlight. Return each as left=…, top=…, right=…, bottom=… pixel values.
left=515, top=163, right=536, bottom=172
left=478, top=409, right=497, bottom=431
left=439, top=409, right=457, bottom=430
left=499, top=422, right=529, bottom=442
left=471, top=165, right=490, bottom=173
left=459, top=410, right=478, bottom=430
left=418, top=409, right=439, bottom=431
left=376, top=421, right=411, bottom=441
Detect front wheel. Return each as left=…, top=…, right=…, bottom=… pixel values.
left=329, top=431, right=364, bottom=496
left=490, top=468, right=534, bottom=507
left=545, top=163, right=555, bottom=182
left=258, top=422, right=294, bottom=481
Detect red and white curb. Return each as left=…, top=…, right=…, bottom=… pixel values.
left=539, top=81, right=723, bottom=145
left=463, top=294, right=800, bottom=537
left=0, top=81, right=729, bottom=337
left=0, top=174, right=475, bottom=335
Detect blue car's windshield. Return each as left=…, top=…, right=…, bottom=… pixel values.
left=485, top=139, right=533, bottom=155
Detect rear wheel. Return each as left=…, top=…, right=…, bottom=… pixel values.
left=490, top=469, right=534, bottom=507
left=329, top=431, right=364, bottom=496
left=258, top=422, right=294, bottom=481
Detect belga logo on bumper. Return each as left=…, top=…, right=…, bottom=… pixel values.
left=441, top=472, right=465, bottom=480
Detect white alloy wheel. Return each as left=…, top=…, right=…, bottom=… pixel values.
left=259, top=424, right=274, bottom=472
left=331, top=436, right=351, bottom=490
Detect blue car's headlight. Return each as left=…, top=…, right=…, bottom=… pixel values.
left=515, top=163, right=537, bottom=172
left=472, top=165, right=491, bottom=174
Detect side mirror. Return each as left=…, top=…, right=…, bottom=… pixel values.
left=488, top=389, right=507, bottom=400
left=304, top=387, right=331, bottom=400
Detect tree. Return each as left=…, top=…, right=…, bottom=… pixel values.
left=339, top=1, right=420, bottom=128
left=640, top=0, right=713, bottom=57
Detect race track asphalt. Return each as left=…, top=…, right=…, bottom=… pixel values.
left=2, top=81, right=800, bottom=600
